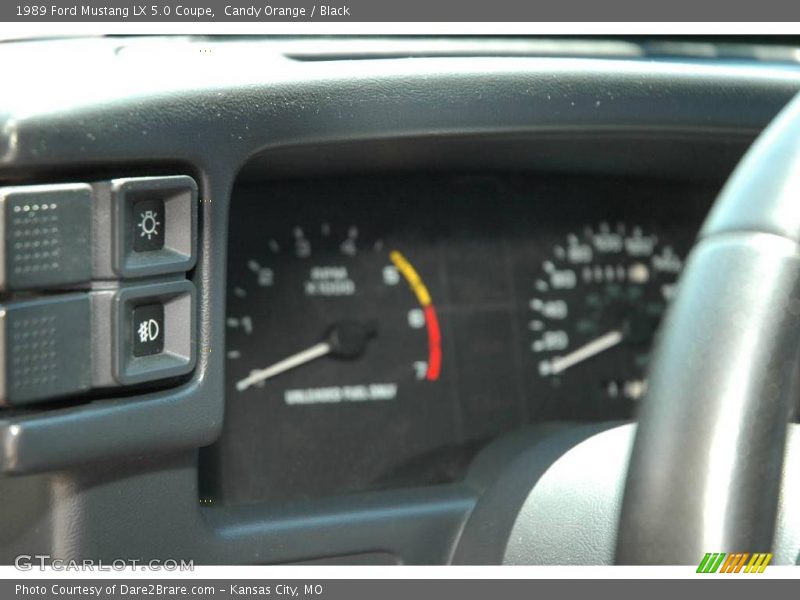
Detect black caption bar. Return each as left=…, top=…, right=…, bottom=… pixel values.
left=2, top=0, right=800, bottom=21
left=4, top=579, right=797, bottom=600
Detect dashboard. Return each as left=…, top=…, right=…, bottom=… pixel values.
left=5, top=36, right=800, bottom=565
left=207, top=172, right=715, bottom=506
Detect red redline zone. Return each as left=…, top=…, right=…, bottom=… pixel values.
left=424, top=305, right=442, bottom=381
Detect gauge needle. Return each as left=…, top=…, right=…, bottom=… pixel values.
left=236, top=342, right=332, bottom=391
left=235, top=320, right=377, bottom=392
left=547, top=329, right=624, bottom=376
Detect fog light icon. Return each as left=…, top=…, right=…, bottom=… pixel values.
left=138, top=318, right=160, bottom=343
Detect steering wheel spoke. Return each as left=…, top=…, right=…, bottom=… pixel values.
left=617, top=93, right=800, bottom=564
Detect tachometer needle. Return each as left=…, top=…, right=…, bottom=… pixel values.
left=236, top=342, right=332, bottom=391
left=235, top=320, right=378, bottom=392
left=546, top=329, right=624, bottom=376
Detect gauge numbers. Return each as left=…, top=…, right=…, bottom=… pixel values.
left=529, top=222, right=683, bottom=414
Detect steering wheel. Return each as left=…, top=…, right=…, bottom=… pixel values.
left=614, top=93, right=800, bottom=563
left=452, top=93, right=800, bottom=565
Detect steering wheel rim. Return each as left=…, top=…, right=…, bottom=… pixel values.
left=615, top=93, right=800, bottom=563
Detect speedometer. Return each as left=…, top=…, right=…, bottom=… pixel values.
left=528, top=221, right=683, bottom=417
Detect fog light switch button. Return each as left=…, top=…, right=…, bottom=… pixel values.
left=113, top=280, right=195, bottom=385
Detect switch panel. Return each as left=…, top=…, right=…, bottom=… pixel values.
left=0, top=184, right=93, bottom=291
left=0, top=294, right=92, bottom=406
left=0, top=176, right=198, bottom=407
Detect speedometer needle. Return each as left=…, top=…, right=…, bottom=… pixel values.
left=546, top=329, right=624, bottom=376
left=235, top=320, right=378, bottom=392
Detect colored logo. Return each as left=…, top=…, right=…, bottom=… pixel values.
left=697, top=552, right=773, bottom=573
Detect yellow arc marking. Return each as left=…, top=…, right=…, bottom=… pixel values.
left=390, top=250, right=432, bottom=307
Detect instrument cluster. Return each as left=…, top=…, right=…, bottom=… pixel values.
left=211, top=172, right=715, bottom=505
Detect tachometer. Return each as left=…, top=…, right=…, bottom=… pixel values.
left=528, top=221, right=683, bottom=417
left=227, top=226, right=443, bottom=404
